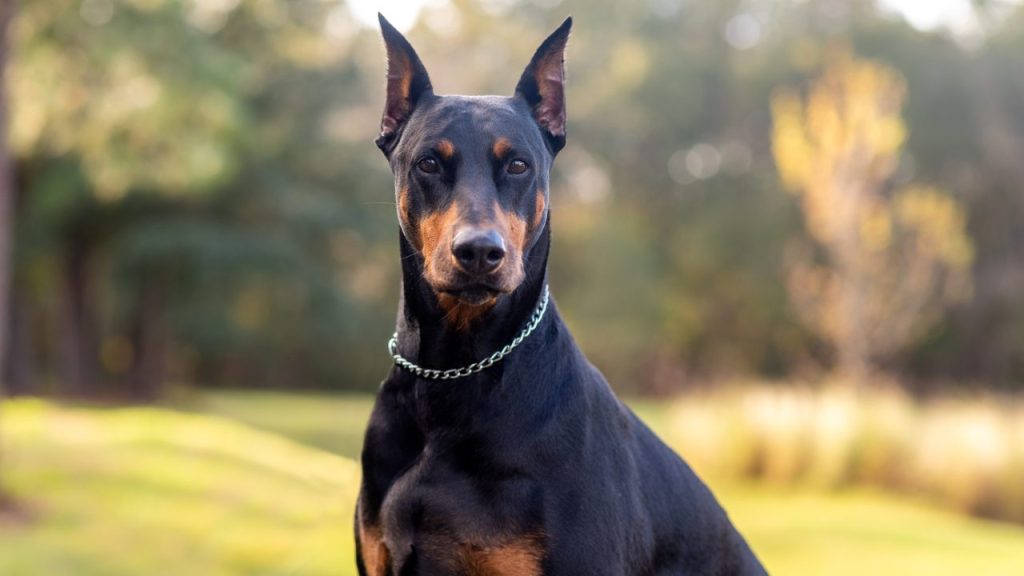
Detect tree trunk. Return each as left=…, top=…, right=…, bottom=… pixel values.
left=960, top=44, right=1024, bottom=386
left=836, top=176, right=871, bottom=388
left=58, top=242, right=99, bottom=398
left=127, top=276, right=166, bottom=401
left=4, top=279, right=33, bottom=395
left=0, top=0, right=16, bottom=512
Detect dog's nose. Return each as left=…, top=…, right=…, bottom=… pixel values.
left=452, top=229, right=506, bottom=275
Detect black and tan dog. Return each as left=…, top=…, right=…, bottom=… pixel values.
left=356, top=15, right=767, bottom=576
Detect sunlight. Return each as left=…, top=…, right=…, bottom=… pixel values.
left=346, top=0, right=1023, bottom=36
left=879, top=0, right=978, bottom=33
left=346, top=0, right=440, bottom=32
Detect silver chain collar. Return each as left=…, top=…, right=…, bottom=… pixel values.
left=387, top=285, right=550, bottom=380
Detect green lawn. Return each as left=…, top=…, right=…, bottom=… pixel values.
left=1, top=399, right=359, bottom=576
left=1, top=391, right=1022, bottom=575
left=190, top=390, right=375, bottom=459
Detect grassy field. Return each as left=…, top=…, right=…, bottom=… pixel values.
left=1, top=391, right=1022, bottom=575
left=0, top=399, right=359, bottom=576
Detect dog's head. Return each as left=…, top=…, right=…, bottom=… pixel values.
left=376, top=15, right=570, bottom=321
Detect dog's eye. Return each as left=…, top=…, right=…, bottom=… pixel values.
left=417, top=157, right=439, bottom=174
left=507, top=159, right=529, bottom=175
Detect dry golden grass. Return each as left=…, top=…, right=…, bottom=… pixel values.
left=664, top=384, right=1024, bottom=524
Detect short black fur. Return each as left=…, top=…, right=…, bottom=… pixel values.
left=356, top=15, right=768, bottom=576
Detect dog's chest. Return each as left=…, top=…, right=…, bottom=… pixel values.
left=376, top=442, right=546, bottom=575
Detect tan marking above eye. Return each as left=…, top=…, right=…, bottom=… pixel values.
left=492, top=137, right=512, bottom=159
left=436, top=139, right=455, bottom=160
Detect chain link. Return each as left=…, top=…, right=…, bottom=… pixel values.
left=387, top=285, right=550, bottom=380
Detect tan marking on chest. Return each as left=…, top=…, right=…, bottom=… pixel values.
left=359, top=522, right=390, bottom=576
left=438, top=293, right=497, bottom=331
left=458, top=535, right=544, bottom=576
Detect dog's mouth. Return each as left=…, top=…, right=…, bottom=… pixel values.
left=437, top=283, right=507, bottom=306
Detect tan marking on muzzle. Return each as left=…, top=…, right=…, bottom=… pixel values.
left=418, top=201, right=460, bottom=274
left=533, top=190, right=546, bottom=230
left=493, top=200, right=528, bottom=255
left=398, top=186, right=412, bottom=232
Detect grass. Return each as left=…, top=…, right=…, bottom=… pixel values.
left=189, top=390, right=375, bottom=459
left=1, top=399, right=359, bottom=576
left=664, top=385, right=1024, bottom=523
left=1, top=391, right=1023, bottom=575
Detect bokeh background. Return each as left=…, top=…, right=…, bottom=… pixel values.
left=1, top=0, right=1024, bottom=574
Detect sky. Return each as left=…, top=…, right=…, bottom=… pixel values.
left=346, top=0, right=435, bottom=32
left=876, top=0, right=979, bottom=35
left=345, top=0, right=1002, bottom=33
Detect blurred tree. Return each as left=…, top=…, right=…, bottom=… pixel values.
left=0, top=0, right=15, bottom=514
left=7, top=0, right=397, bottom=396
left=959, top=2, right=1024, bottom=384
left=8, top=0, right=249, bottom=397
left=2, top=0, right=1023, bottom=395
left=772, top=51, right=973, bottom=384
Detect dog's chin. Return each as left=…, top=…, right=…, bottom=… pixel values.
left=440, top=286, right=503, bottom=306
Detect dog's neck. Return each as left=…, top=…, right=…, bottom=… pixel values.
left=393, top=221, right=551, bottom=373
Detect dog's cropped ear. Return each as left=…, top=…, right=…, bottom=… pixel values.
left=377, top=14, right=433, bottom=154
left=514, top=17, right=572, bottom=154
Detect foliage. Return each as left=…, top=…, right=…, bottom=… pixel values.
left=772, top=52, right=973, bottom=380
left=0, top=0, right=14, bottom=505
left=8, top=0, right=394, bottom=393
left=6, top=1, right=1024, bottom=394
left=3, top=395, right=1024, bottom=575
left=10, top=0, right=247, bottom=199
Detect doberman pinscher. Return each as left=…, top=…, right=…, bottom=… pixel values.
left=356, top=14, right=768, bottom=576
